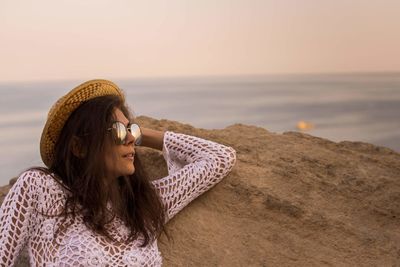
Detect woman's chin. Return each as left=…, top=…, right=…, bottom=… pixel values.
left=111, top=164, right=135, bottom=178
left=127, top=166, right=135, bottom=175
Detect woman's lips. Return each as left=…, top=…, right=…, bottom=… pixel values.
left=123, top=153, right=135, bottom=160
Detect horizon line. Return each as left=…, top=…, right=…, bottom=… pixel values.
left=1, top=70, right=400, bottom=84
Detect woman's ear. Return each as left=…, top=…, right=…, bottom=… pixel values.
left=71, top=136, right=87, bottom=158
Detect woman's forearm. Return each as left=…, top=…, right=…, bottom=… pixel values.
left=140, top=127, right=165, bottom=151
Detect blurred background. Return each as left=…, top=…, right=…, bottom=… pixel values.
left=1, top=0, right=399, bottom=184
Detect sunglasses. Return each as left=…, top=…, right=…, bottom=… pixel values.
left=108, top=121, right=142, bottom=146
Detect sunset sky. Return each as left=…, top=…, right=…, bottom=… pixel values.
left=1, top=0, right=399, bottom=81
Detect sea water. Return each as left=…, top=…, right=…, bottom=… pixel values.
left=1, top=73, right=399, bottom=185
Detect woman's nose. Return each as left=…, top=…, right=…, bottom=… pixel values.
left=125, top=130, right=136, bottom=145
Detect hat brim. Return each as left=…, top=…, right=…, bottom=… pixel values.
left=40, top=79, right=125, bottom=167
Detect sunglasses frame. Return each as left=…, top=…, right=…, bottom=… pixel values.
left=108, top=121, right=142, bottom=146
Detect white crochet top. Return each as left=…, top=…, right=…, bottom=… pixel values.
left=0, top=131, right=236, bottom=266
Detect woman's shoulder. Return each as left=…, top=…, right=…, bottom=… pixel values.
left=17, top=167, right=54, bottom=182
left=16, top=168, right=70, bottom=209
left=15, top=168, right=66, bottom=193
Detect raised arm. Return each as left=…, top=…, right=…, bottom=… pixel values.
left=0, top=171, right=37, bottom=266
left=151, top=131, right=236, bottom=223
left=139, top=127, right=165, bottom=151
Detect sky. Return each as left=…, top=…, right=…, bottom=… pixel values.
left=1, top=0, right=400, bottom=82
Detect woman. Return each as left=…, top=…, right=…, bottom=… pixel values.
left=0, top=79, right=237, bottom=266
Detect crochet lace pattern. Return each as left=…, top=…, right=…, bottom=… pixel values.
left=0, top=131, right=236, bottom=266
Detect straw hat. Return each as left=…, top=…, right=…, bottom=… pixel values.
left=40, top=79, right=125, bottom=167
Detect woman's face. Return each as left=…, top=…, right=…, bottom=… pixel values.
left=104, top=108, right=136, bottom=179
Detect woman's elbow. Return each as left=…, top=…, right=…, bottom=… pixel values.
left=214, top=146, right=237, bottom=179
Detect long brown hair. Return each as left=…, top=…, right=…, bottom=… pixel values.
left=35, top=95, right=169, bottom=247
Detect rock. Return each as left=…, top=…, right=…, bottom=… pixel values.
left=9, top=177, right=17, bottom=186
left=2, top=116, right=399, bottom=266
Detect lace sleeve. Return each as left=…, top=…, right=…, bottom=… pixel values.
left=152, top=131, right=236, bottom=223
left=0, top=170, right=38, bottom=266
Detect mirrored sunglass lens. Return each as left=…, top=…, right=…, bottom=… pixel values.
left=129, top=124, right=139, bottom=138
left=114, top=122, right=127, bottom=144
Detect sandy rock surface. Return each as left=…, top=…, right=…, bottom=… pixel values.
left=2, top=116, right=400, bottom=266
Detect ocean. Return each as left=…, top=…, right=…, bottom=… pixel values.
left=1, top=72, right=399, bottom=185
